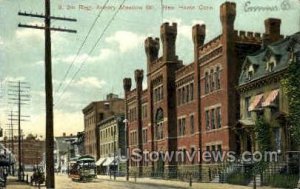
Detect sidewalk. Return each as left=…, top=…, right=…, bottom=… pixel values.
left=96, top=175, right=277, bottom=189
left=6, top=176, right=38, bottom=189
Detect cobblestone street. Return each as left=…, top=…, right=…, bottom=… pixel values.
left=5, top=173, right=279, bottom=189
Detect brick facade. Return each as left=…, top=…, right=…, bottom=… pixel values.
left=123, top=1, right=285, bottom=177
left=82, top=94, right=124, bottom=159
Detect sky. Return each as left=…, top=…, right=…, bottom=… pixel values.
left=0, top=0, right=299, bottom=138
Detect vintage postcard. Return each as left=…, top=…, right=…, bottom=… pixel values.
left=0, top=0, right=300, bottom=188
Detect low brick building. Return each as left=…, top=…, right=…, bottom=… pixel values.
left=97, top=114, right=126, bottom=174
left=82, top=93, right=124, bottom=159
left=3, top=134, right=44, bottom=168
left=122, top=1, right=288, bottom=179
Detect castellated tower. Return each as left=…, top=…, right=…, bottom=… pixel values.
left=192, top=24, right=206, bottom=49
left=220, top=2, right=236, bottom=35
left=160, top=22, right=177, bottom=62
left=134, top=69, right=144, bottom=176
left=123, top=78, right=132, bottom=94
left=144, top=37, right=160, bottom=72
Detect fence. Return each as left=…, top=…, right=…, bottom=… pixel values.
left=99, top=158, right=300, bottom=188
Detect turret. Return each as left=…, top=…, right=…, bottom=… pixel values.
left=192, top=24, right=206, bottom=48
left=160, top=22, right=177, bottom=62
left=145, top=37, right=160, bottom=64
left=220, top=2, right=236, bottom=35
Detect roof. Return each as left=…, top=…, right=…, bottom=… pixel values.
left=239, top=32, right=300, bottom=86
left=97, top=114, right=124, bottom=127
left=55, top=136, right=77, bottom=153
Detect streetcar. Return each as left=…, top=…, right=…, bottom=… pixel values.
left=69, top=155, right=97, bottom=182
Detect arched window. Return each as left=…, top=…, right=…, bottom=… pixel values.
left=215, top=66, right=221, bottom=89
left=205, top=72, right=209, bottom=94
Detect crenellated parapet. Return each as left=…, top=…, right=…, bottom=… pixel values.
left=234, top=30, right=263, bottom=44
left=199, top=35, right=222, bottom=55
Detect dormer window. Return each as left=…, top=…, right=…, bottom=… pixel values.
left=248, top=70, right=253, bottom=80
left=267, top=61, right=275, bottom=72
left=266, top=55, right=277, bottom=72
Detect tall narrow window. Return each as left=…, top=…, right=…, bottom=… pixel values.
left=205, top=72, right=209, bottom=94
left=245, top=97, right=251, bottom=118
left=215, top=67, right=221, bottom=89
left=205, top=110, right=210, bottom=130
left=182, top=118, right=186, bottom=135
left=186, top=86, right=189, bottom=103
left=211, top=109, right=215, bottom=129
left=216, top=107, right=222, bottom=128
left=190, top=83, right=194, bottom=101
left=190, top=115, right=194, bottom=134
left=210, top=69, right=214, bottom=92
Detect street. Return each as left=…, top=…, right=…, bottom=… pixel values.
left=6, top=173, right=277, bottom=189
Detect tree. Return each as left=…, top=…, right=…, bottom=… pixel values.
left=281, top=51, right=300, bottom=149
left=253, top=116, right=271, bottom=174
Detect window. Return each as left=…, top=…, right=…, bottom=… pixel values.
left=245, top=97, right=251, bottom=118
left=142, top=129, right=147, bottom=144
left=178, top=118, right=186, bottom=136
left=186, top=86, right=189, bottom=103
left=211, top=109, right=215, bottom=129
left=248, top=70, right=253, bottom=80
left=142, top=104, right=147, bottom=118
left=99, top=113, right=104, bottom=121
left=154, top=86, right=163, bottom=102
left=205, top=72, right=209, bottom=94
left=190, top=115, right=194, bottom=134
left=205, top=110, right=210, bottom=130
left=155, top=108, right=164, bottom=140
left=190, top=83, right=194, bottom=101
left=210, top=69, right=214, bottom=92
left=215, top=67, right=221, bottom=89
left=216, top=107, right=222, bottom=128
left=177, top=82, right=194, bottom=106
left=268, top=62, right=275, bottom=72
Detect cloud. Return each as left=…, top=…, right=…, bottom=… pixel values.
left=75, top=77, right=106, bottom=88
left=105, top=31, right=145, bottom=53
left=59, top=48, right=114, bottom=65
left=15, top=28, right=44, bottom=41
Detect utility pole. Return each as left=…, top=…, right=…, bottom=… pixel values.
left=6, top=110, right=18, bottom=176
left=18, top=1, right=76, bottom=187
left=7, top=81, right=30, bottom=181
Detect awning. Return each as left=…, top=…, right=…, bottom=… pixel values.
left=103, top=157, right=117, bottom=166
left=262, top=89, right=279, bottom=107
left=248, top=94, right=263, bottom=111
left=96, top=158, right=106, bottom=166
